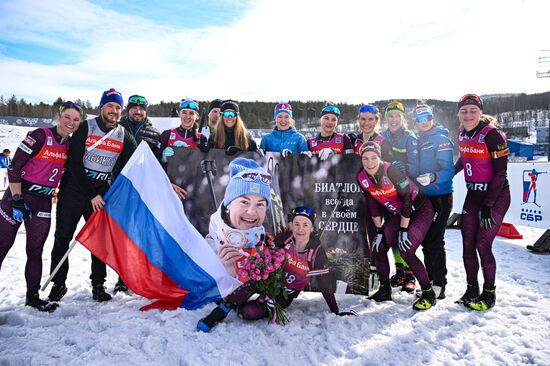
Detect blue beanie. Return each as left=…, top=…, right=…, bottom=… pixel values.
left=223, top=158, right=272, bottom=207
left=274, top=102, right=292, bottom=118
left=100, top=88, right=124, bottom=108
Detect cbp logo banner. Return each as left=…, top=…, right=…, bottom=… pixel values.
left=453, top=162, right=550, bottom=229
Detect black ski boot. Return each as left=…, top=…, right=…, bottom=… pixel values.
left=390, top=263, right=405, bottom=288
left=401, top=268, right=416, bottom=293
left=114, top=277, right=128, bottom=294
left=413, top=285, right=436, bottom=311
left=433, top=284, right=446, bottom=300
left=368, top=280, right=392, bottom=302
left=455, top=280, right=480, bottom=305
left=48, top=283, right=68, bottom=302
left=26, top=292, right=58, bottom=313
left=92, top=284, right=112, bottom=302
left=468, top=285, right=496, bottom=311
left=197, top=301, right=232, bottom=332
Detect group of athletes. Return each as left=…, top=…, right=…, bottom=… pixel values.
left=0, top=88, right=509, bottom=323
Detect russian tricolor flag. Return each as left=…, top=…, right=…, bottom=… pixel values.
left=76, top=142, right=241, bottom=311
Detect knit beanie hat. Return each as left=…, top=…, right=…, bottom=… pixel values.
left=127, top=95, right=148, bottom=111
left=208, top=99, right=223, bottom=113
left=384, top=101, right=405, bottom=117
left=274, top=102, right=292, bottom=118
left=221, top=100, right=239, bottom=113
left=223, top=158, right=272, bottom=207
left=100, top=88, right=124, bottom=108
left=458, top=94, right=483, bottom=110
left=359, top=141, right=381, bottom=158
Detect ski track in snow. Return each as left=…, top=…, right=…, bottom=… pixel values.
left=1, top=126, right=550, bottom=365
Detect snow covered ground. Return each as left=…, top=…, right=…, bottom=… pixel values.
left=1, top=125, right=550, bottom=365
left=1, top=205, right=549, bottom=365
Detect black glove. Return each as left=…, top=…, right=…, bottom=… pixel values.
left=12, top=195, right=32, bottom=222
left=391, top=160, right=407, bottom=173
left=198, top=141, right=210, bottom=153
left=348, top=133, right=357, bottom=146
left=479, top=205, right=496, bottom=230
left=225, top=146, right=243, bottom=156
left=372, top=227, right=384, bottom=253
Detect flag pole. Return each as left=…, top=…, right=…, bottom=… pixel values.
left=41, top=239, right=78, bottom=291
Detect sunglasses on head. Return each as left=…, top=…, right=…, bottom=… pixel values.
left=386, top=101, right=404, bottom=111
left=236, top=170, right=272, bottom=184
left=321, top=105, right=341, bottom=117
left=128, top=95, right=148, bottom=106
left=459, top=94, right=481, bottom=104
left=59, top=101, right=82, bottom=115
left=291, top=206, right=316, bottom=220
left=359, top=105, right=378, bottom=114
left=180, top=99, right=199, bottom=111
left=223, top=111, right=238, bottom=118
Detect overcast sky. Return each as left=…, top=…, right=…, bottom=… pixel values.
left=1, top=0, right=549, bottom=105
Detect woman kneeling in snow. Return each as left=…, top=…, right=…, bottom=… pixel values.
left=198, top=199, right=356, bottom=332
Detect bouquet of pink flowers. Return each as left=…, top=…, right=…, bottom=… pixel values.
left=236, top=247, right=288, bottom=325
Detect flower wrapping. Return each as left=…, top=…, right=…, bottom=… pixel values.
left=236, top=247, right=289, bottom=325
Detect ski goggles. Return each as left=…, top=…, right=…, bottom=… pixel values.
left=359, top=104, right=379, bottom=114
left=291, top=206, right=316, bottom=221
left=458, top=94, right=483, bottom=110
left=413, top=105, right=434, bottom=123
left=180, top=99, right=199, bottom=111
left=128, top=95, right=148, bottom=107
left=415, top=114, right=433, bottom=123
left=385, top=101, right=405, bottom=115
left=321, top=105, right=341, bottom=117
left=59, top=101, right=83, bottom=115
left=222, top=111, right=238, bottom=118
left=235, top=170, right=272, bottom=184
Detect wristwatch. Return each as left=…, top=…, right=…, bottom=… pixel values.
left=12, top=194, right=21, bottom=201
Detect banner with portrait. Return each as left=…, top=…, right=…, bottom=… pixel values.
left=167, top=148, right=370, bottom=294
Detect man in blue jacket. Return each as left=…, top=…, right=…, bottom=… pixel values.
left=0, top=149, right=11, bottom=168
left=260, top=103, right=310, bottom=157
left=413, top=104, right=454, bottom=299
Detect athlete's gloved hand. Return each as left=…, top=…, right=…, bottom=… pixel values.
left=391, top=161, right=407, bottom=173
left=284, top=287, right=297, bottom=297
left=281, top=149, right=292, bottom=157
left=479, top=205, right=496, bottom=229
left=198, top=141, right=210, bottom=153
left=12, top=196, right=32, bottom=222
left=348, top=132, right=357, bottom=146
left=372, top=227, right=384, bottom=253
left=319, top=148, right=335, bottom=161
left=416, top=173, right=435, bottom=186
left=338, top=308, right=358, bottom=316
left=226, top=146, right=242, bottom=156
left=199, top=127, right=210, bottom=140
left=398, top=227, right=412, bottom=252
left=162, top=146, right=174, bottom=157
left=173, top=140, right=188, bottom=148
left=300, top=151, right=313, bottom=158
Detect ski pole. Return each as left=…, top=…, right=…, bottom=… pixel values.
left=200, top=159, right=218, bottom=211
left=41, top=239, right=78, bottom=291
